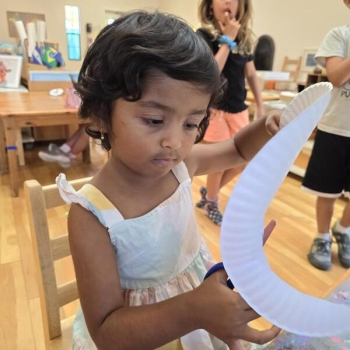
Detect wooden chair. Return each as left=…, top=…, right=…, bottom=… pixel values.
left=24, top=177, right=91, bottom=348
left=281, top=56, right=302, bottom=82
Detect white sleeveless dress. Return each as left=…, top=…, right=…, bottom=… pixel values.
left=56, top=161, right=229, bottom=350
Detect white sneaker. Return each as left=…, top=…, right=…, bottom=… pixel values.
left=38, top=144, right=72, bottom=168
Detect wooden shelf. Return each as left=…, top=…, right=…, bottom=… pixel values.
left=306, top=73, right=328, bottom=87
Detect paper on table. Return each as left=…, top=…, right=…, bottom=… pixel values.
left=221, top=82, right=350, bottom=337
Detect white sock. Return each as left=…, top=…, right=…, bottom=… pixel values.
left=316, top=233, right=331, bottom=241
left=60, top=143, right=71, bottom=154
left=205, top=195, right=218, bottom=202
left=334, top=220, right=350, bottom=234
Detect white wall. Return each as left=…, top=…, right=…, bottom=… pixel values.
left=2, top=0, right=349, bottom=72
left=0, top=0, right=159, bottom=70
left=162, top=0, right=350, bottom=79
left=158, top=0, right=199, bottom=28
left=252, top=0, right=350, bottom=71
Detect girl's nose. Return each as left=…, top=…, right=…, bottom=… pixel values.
left=161, top=129, right=182, bottom=150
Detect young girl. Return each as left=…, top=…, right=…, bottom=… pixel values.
left=57, top=11, right=280, bottom=350
left=196, top=0, right=264, bottom=225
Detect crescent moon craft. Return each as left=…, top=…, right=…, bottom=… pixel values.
left=221, top=82, right=350, bottom=337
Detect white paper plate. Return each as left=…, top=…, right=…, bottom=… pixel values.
left=279, top=82, right=332, bottom=129
left=221, top=82, right=350, bottom=337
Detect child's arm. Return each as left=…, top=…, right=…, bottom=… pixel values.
left=325, top=56, right=350, bottom=87
left=245, top=60, right=264, bottom=119
left=215, top=14, right=240, bottom=72
left=68, top=203, right=280, bottom=349
left=186, top=113, right=280, bottom=177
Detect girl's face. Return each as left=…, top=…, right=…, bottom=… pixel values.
left=211, top=0, right=240, bottom=24
left=108, top=72, right=211, bottom=179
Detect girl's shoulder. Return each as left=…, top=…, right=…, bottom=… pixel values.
left=56, top=174, right=123, bottom=228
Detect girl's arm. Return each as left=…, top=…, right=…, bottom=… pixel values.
left=215, top=44, right=232, bottom=72
left=325, top=56, right=350, bottom=87
left=214, top=13, right=241, bottom=72
left=245, top=61, right=264, bottom=119
left=68, top=203, right=198, bottom=350
left=68, top=202, right=279, bottom=349
left=186, top=114, right=280, bottom=177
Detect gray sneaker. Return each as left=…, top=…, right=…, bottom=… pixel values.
left=307, top=238, right=332, bottom=270
left=38, top=144, right=71, bottom=168
left=332, top=225, right=350, bottom=268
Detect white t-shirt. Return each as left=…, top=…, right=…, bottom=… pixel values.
left=315, top=25, right=350, bottom=137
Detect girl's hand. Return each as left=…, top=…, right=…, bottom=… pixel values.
left=265, top=110, right=282, bottom=136
left=192, top=270, right=281, bottom=348
left=218, top=12, right=241, bottom=41
left=191, top=220, right=280, bottom=348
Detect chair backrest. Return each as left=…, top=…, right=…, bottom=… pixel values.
left=24, top=177, right=91, bottom=345
left=281, top=56, right=302, bottom=82
left=254, top=35, right=275, bottom=71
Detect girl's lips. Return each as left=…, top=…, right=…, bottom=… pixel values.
left=152, top=159, right=175, bottom=167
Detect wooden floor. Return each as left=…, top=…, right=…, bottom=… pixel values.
left=0, top=141, right=349, bottom=349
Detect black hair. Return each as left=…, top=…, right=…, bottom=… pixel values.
left=73, top=11, right=222, bottom=150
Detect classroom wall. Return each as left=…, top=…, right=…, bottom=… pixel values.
left=158, top=0, right=198, bottom=28
left=0, top=0, right=159, bottom=70
left=252, top=0, right=350, bottom=73
left=1, top=1, right=349, bottom=73
left=161, top=0, right=350, bottom=82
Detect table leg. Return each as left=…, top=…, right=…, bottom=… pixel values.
left=17, top=128, right=25, bottom=166
left=4, top=117, right=19, bottom=197
left=0, top=118, right=7, bottom=174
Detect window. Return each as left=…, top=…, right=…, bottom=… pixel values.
left=65, top=5, right=81, bottom=60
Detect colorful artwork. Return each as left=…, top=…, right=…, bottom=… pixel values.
left=0, top=61, right=7, bottom=83
left=262, top=279, right=350, bottom=349
left=0, top=55, right=22, bottom=88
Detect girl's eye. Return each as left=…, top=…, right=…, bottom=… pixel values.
left=184, top=123, right=199, bottom=130
left=145, top=119, right=163, bottom=126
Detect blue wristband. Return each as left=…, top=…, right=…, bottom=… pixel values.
left=218, top=35, right=237, bottom=51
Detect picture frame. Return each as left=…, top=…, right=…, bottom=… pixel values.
left=301, top=48, right=318, bottom=72
left=0, top=55, right=23, bottom=88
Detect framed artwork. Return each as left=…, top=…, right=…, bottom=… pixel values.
left=0, top=55, right=23, bottom=88
left=7, top=11, right=45, bottom=38
left=301, top=48, right=318, bottom=72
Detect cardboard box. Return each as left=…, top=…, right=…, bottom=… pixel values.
left=21, top=63, right=78, bottom=91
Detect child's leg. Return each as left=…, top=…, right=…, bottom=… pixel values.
left=339, top=200, right=350, bottom=228
left=196, top=110, right=230, bottom=225
left=316, top=197, right=336, bottom=234
left=68, top=127, right=90, bottom=156
left=61, top=125, right=89, bottom=156
left=218, top=109, right=249, bottom=188
left=303, top=130, right=348, bottom=270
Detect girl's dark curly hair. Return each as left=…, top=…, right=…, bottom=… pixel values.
left=74, top=11, right=223, bottom=150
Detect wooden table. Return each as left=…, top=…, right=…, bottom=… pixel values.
left=0, top=92, right=89, bottom=197
left=246, top=90, right=280, bottom=103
